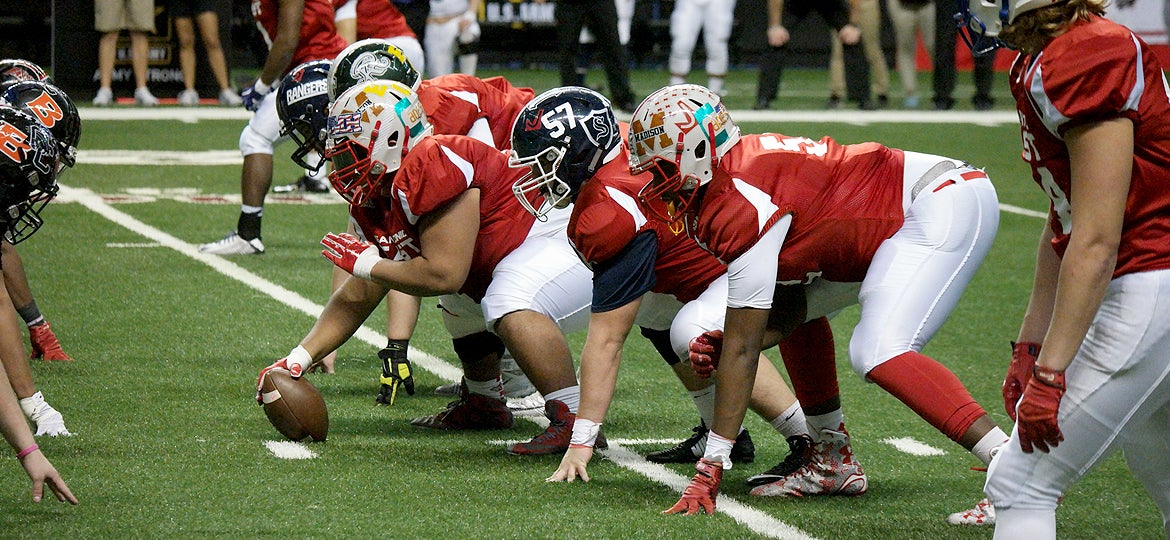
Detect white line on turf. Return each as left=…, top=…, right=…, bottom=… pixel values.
left=264, top=440, right=318, bottom=460
left=881, top=437, right=947, bottom=457
left=64, top=182, right=819, bottom=540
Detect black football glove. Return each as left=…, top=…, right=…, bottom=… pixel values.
left=376, top=339, right=414, bottom=405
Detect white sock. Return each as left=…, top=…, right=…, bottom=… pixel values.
left=464, top=376, right=504, bottom=399
left=546, top=385, right=580, bottom=414
left=769, top=402, right=808, bottom=438
left=689, top=385, right=717, bottom=427
left=806, top=408, right=845, bottom=440
left=241, top=204, right=263, bottom=215
left=972, top=427, right=1010, bottom=466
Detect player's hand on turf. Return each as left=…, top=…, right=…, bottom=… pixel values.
left=19, top=451, right=78, bottom=505
left=375, top=341, right=414, bottom=405
left=662, top=458, right=722, bottom=515
left=1016, top=365, right=1065, bottom=454
left=547, top=445, right=594, bottom=483
left=1004, top=341, right=1040, bottom=421
left=321, top=233, right=381, bottom=280
left=255, top=358, right=291, bottom=404
left=688, top=330, right=723, bottom=378
left=240, top=80, right=270, bottom=112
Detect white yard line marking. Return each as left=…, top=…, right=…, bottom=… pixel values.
left=882, top=437, right=947, bottom=457
left=64, top=182, right=819, bottom=540
left=105, top=242, right=163, bottom=248
left=264, top=440, right=318, bottom=460
left=78, top=149, right=244, bottom=165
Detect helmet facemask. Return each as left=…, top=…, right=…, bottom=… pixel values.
left=509, top=142, right=570, bottom=220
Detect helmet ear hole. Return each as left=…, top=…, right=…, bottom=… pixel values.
left=695, top=139, right=707, bottom=160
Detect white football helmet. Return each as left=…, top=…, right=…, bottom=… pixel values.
left=627, top=84, right=740, bottom=223
left=957, top=0, right=1060, bottom=55
left=324, top=80, right=432, bottom=207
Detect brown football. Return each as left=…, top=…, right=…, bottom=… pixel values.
left=260, top=369, right=328, bottom=442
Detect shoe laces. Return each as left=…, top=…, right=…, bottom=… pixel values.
left=761, top=435, right=812, bottom=476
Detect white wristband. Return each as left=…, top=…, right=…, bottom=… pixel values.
left=352, top=246, right=382, bottom=280
left=253, top=79, right=272, bottom=95
left=286, top=345, right=312, bottom=377
left=569, top=418, right=601, bottom=447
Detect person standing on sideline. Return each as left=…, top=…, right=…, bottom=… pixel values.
left=93, top=0, right=158, bottom=106
left=171, top=0, right=244, bottom=106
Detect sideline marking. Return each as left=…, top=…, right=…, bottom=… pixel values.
left=63, top=183, right=817, bottom=539
left=265, top=440, right=318, bottom=460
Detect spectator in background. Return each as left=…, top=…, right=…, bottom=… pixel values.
left=392, top=0, right=430, bottom=44
left=538, top=0, right=637, bottom=112
left=424, top=0, right=481, bottom=77
left=754, top=0, right=864, bottom=110
left=827, top=0, right=889, bottom=109
left=171, top=0, right=243, bottom=106
left=886, top=0, right=933, bottom=108
left=94, top=0, right=158, bottom=106
left=933, top=0, right=994, bottom=110
left=667, top=0, right=735, bottom=95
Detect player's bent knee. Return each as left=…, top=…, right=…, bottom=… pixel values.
left=451, top=331, right=505, bottom=364
left=239, top=123, right=276, bottom=155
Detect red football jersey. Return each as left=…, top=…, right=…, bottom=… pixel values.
left=332, top=0, right=416, bottom=39
left=418, top=75, right=536, bottom=151
left=570, top=143, right=725, bottom=303
left=1009, top=15, right=1170, bottom=278
left=687, top=134, right=904, bottom=284
left=253, top=0, right=347, bottom=69
left=350, top=135, right=535, bottom=301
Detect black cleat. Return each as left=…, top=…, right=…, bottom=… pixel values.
left=745, top=433, right=814, bottom=486
left=274, top=175, right=330, bottom=194
left=646, top=423, right=755, bottom=464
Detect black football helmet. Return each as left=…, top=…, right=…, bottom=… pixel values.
left=1, top=81, right=81, bottom=174
left=0, top=59, right=50, bottom=94
left=508, top=86, right=621, bottom=220
left=276, top=59, right=332, bottom=173
left=0, top=106, right=59, bottom=244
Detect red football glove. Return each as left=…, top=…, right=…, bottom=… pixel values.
left=1004, top=341, right=1041, bottom=421
left=320, top=232, right=382, bottom=280
left=688, top=330, right=723, bottom=379
left=255, top=358, right=294, bottom=404
left=662, top=458, right=723, bottom=515
left=1016, top=365, right=1065, bottom=454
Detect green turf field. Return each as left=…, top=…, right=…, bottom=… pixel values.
left=0, top=68, right=1161, bottom=539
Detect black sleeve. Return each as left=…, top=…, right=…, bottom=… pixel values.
left=817, top=0, right=852, bottom=31
left=591, top=230, right=658, bottom=313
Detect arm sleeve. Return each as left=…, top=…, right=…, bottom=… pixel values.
left=591, top=230, right=659, bottom=313
left=726, top=214, right=790, bottom=309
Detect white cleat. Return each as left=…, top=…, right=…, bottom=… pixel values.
left=199, top=232, right=265, bottom=255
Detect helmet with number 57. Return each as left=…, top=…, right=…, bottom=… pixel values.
left=328, top=39, right=421, bottom=100
left=0, top=106, right=59, bottom=244
left=325, top=80, right=432, bottom=207
left=508, top=86, right=621, bottom=220
left=627, top=84, right=740, bottom=223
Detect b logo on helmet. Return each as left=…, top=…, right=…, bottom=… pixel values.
left=24, top=92, right=62, bottom=128
left=0, top=121, right=30, bottom=164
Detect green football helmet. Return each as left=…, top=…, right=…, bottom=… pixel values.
left=327, top=39, right=421, bottom=100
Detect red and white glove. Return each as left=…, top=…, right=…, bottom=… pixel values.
left=321, top=232, right=381, bottom=280
left=688, top=330, right=723, bottom=379
left=255, top=346, right=312, bottom=404
left=1003, top=341, right=1040, bottom=421
left=1016, top=365, right=1065, bottom=453
left=662, top=458, right=723, bottom=515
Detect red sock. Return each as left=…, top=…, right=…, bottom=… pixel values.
left=866, top=351, right=986, bottom=442
left=778, top=317, right=840, bottom=411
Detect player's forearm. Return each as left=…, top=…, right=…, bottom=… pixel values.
left=367, top=258, right=467, bottom=296
left=1019, top=223, right=1059, bottom=344
left=576, top=331, right=627, bottom=424
left=303, top=277, right=388, bottom=358
left=710, top=308, right=767, bottom=441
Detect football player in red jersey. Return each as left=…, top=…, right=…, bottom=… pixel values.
left=0, top=105, right=77, bottom=505
left=958, top=1, right=1170, bottom=537
left=198, top=0, right=348, bottom=255
left=627, top=84, right=1009, bottom=515
left=510, top=87, right=868, bottom=491
left=259, top=81, right=596, bottom=455
left=333, top=0, right=425, bottom=71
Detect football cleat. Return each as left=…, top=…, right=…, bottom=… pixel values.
left=273, top=175, right=330, bottom=194
left=745, top=434, right=814, bottom=487
left=507, top=400, right=607, bottom=456
left=947, top=498, right=996, bottom=525
left=506, top=390, right=546, bottom=417
left=749, top=425, right=867, bottom=497
left=410, top=382, right=513, bottom=430
left=646, top=422, right=755, bottom=464
left=499, top=355, right=536, bottom=398
left=434, top=381, right=460, bottom=396
left=29, top=322, right=71, bottom=361
left=198, top=232, right=265, bottom=255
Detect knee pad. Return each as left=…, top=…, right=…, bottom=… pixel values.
left=238, top=123, right=276, bottom=156
left=639, top=326, right=681, bottom=365
left=451, top=331, right=505, bottom=364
